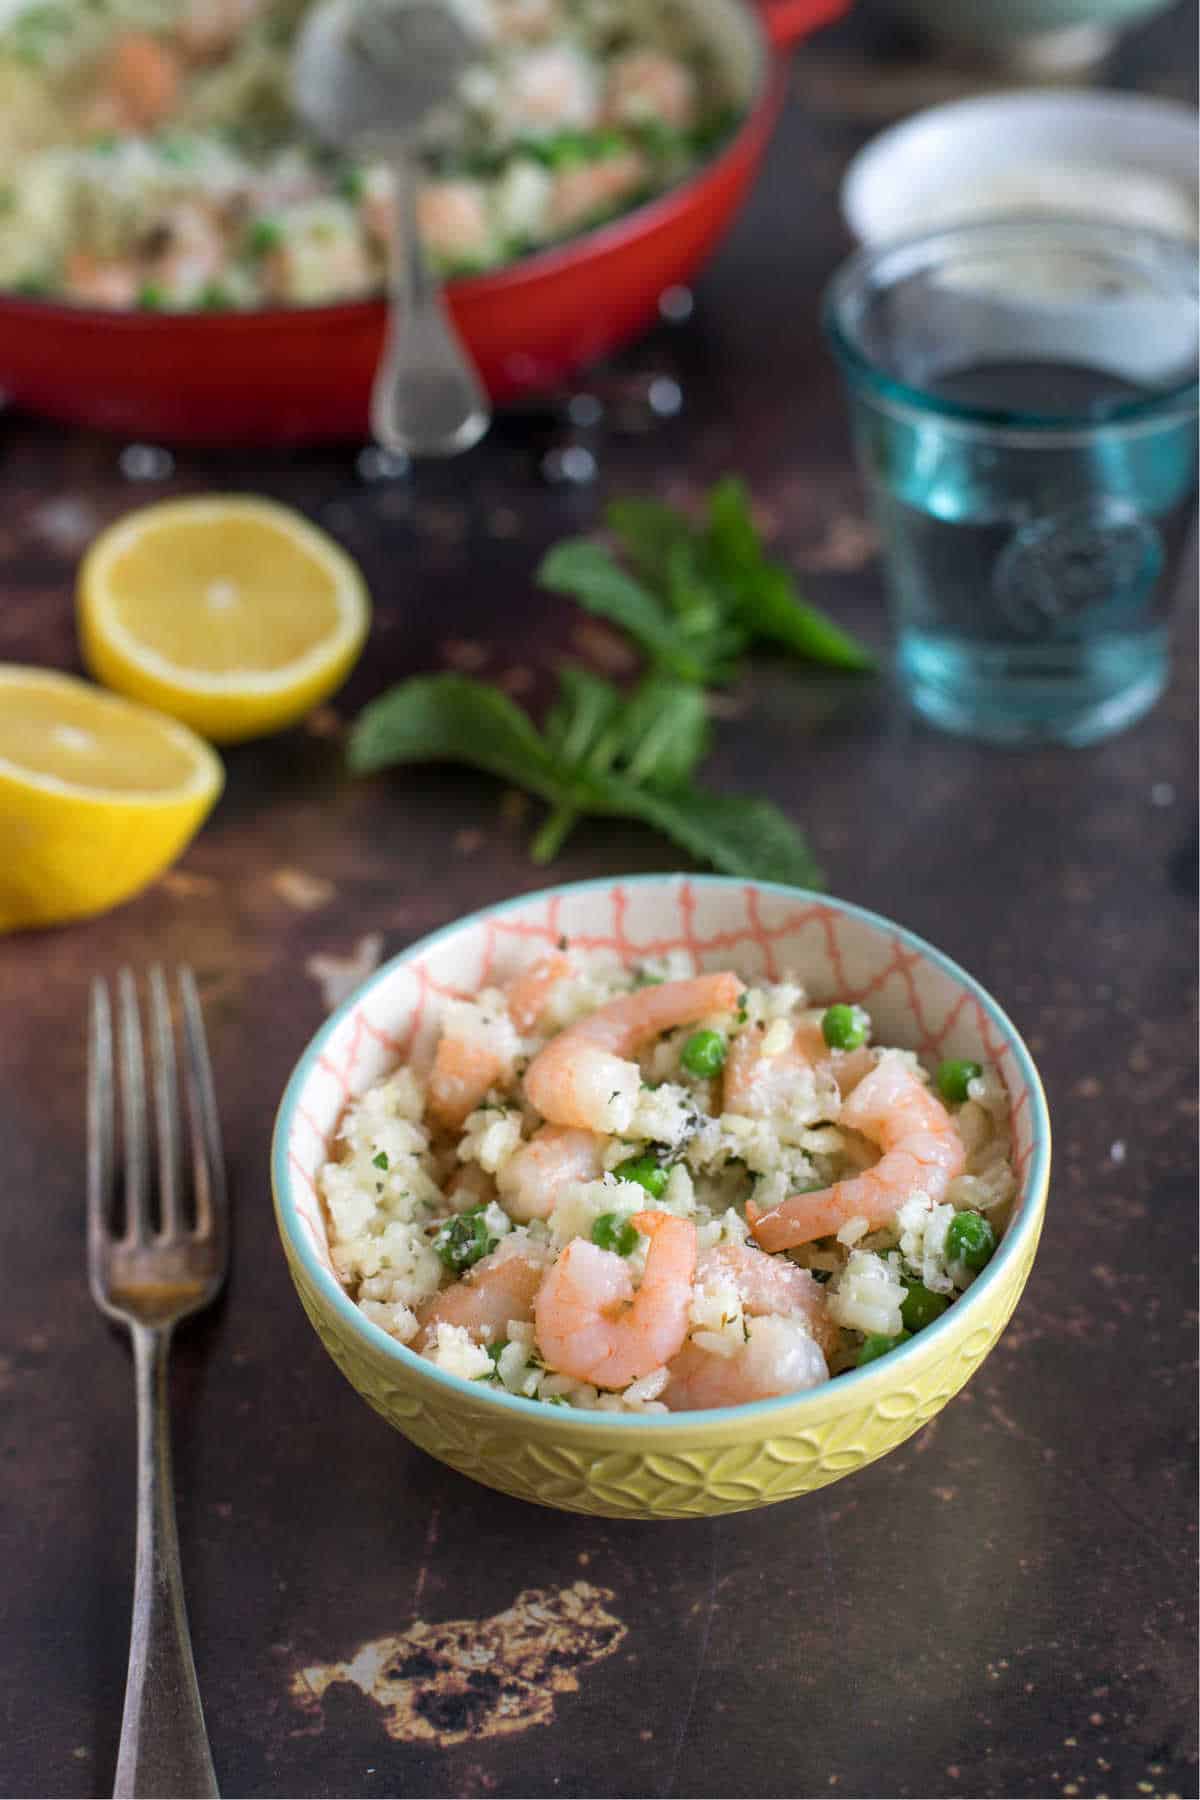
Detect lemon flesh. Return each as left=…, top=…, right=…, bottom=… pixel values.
left=78, top=496, right=370, bottom=743
left=0, top=666, right=223, bottom=931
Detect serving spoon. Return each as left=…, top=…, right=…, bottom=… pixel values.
left=292, top=0, right=490, bottom=456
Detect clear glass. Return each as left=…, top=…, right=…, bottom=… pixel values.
left=824, top=218, right=1199, bottom=746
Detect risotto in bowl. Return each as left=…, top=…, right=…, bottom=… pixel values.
left=272, top=877, right=1050, bottom=1519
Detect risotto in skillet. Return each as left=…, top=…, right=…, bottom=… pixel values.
left=0, top=0, right=741, bottom=307
left=318, top=950, right=1018, bottom=1415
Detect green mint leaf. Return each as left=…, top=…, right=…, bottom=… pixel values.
left=704, top=475, right=761, bottom=569
left=537, top=540, right=710, bottom=683
left=543, top=666, right=626, bottom=773
left=347, top=674, right=563, bottom=806
left=605, top=778, right=824, bottom=888
left=604, top=496, right=695, bottom=588
left=705, top=477, right=876, bottom=672
left=664, top=540, right=747, bottom=677
left=610, top=677, right=709, bottom=790
left=533, top=672, right=709, bottom=858
left=536, top=668, right=627, bottom=860
left=605, top=500, right=748, bottom=679
left=731, top=558, right=877, bottom=671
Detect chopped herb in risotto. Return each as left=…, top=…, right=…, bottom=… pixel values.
left=318, top=952, right=1017, bottom=1414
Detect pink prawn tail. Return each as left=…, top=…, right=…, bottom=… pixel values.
left=630, top=1208, right=669, bottom=1237
left=506, top=951, right=573, bottom=1032
left=747, top=1191, right=831, bottom=1254
left=629, top=1209, right=699, bottom=1282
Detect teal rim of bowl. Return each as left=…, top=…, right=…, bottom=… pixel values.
left=823, top=215, right=1200, bottom=433
left=272, top=875, right=1052, bottom=1430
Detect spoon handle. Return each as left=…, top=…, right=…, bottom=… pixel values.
left=370, top=148, right=490, bottom=458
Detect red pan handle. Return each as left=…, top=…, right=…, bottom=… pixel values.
left=757, top=0, right=851, bottom=50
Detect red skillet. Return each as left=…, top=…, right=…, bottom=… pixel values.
left=1, top=0, right=848, bottom=445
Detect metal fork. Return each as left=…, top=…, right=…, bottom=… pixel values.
left=88, top=967, right=227, bottom=1800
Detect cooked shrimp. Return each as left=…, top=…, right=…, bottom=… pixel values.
left=748, top=1057, right=966, bottom=1252
left=663, top=1314, right=828, bottom=1411
left=697, top=1242, right=836, bottom=1357
left=534, top=1209, right=696, bottom=1388
left=63, top=251, right=139, bottom=308
left=105, top=33, right=181, bottom=131
left=416, top=1234, right=552, bottom=1349
left=416, top=180, right=494, bottom=266
left=547, top=150, right=647, bottom=234
left=427, top=959, right=571, bottom=1132
left=427, top=996, right=521, bottom=1130
left=496, top=1125, right=604, bottom=1222
left=603, top=50, right=696, bottom=130
left=177, top=0, right=260, bottom=62
left=428, top=1037, right=508, bottom=1130
left=723, top=1018, right=873, bottom=1120
left=524, top=970, right=741, bottom=1133
left=723, top=1023, right=820, bottom=1120
left=505, top=951, right=573, bottom=1033
left=795, top=1017, right=877, bottom=1096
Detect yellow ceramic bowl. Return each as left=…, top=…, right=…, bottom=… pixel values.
left=272, top=877, right=1051, bottom=1519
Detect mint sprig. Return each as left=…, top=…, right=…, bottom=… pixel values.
left=538, top=476, right=875, bottom=683
left=348, top=672, right=820, bottom=887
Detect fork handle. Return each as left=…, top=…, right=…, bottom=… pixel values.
left=114, top=1323, right=219, bottom=1799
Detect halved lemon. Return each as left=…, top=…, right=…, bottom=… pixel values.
left=78, top=496, right=370, bottom=744
left=0, top=666, right=224, bottom=931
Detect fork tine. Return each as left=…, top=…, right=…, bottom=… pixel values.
left=149, top=965, right=185, bottom=1240
left=87, top=979, right=115, bottom=1288
left=179, top=967, right=226, bottom=1254
left=117, top=968, right=151, bottom=1245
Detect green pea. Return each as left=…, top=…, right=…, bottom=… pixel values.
left=591, top=1212, right=640, bottom=1256
left=612, top=1154, right=669, bottom=1198
left=821, top=1004, right=870, bottom=1051
left=158, top=135, right=193, bottom=166
left=591, top=127, right=627, bottom=159
left=247, top=216, right=284, bottom=256
left=945, top=1210, right=996, bottom=1273
left=937, top=1058, right=983, bottom=1104
left=199, top=281, right=233, bottom=311
left=540, top=130, right=590, bottom=170
left=636, top=119, right=690, bottom=161
left=432, top=1206, right=496, bottom=1274
left=858, top=1329, right=911, bottom=1366
left=137, top=283, right=166, bottom=311
left=681, top=1028, right=727, bottom=1078
left=900, top=1282, right=951, bottom=1333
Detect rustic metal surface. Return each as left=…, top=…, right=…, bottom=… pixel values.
left=1, top=7, right=1197, bottom=1796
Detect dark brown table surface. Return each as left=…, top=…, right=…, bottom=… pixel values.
left=2, top=8, right=1197, bottom=1797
